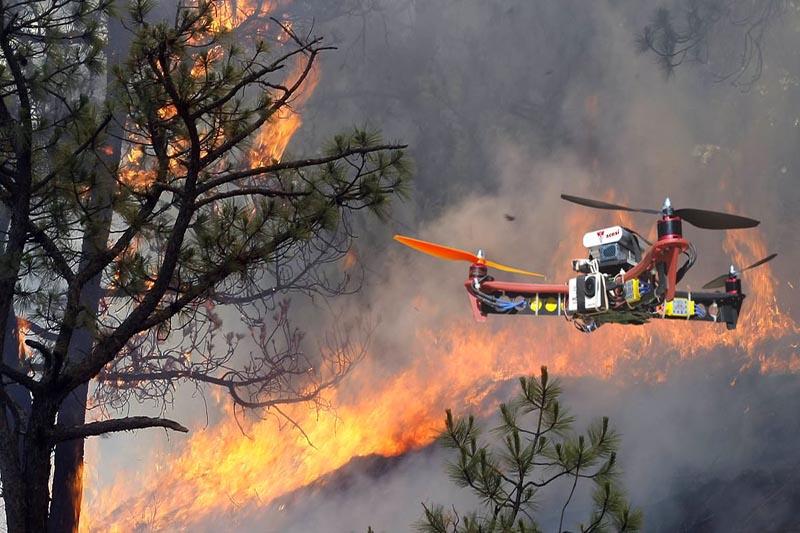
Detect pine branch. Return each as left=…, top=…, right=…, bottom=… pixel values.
left=197, top=143, right=408, bottom=193
left=49, top=416, right=189, bottom=443
left=193, top=185, right=311, bottom=208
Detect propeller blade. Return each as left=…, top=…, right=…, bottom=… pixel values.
left=484, top=260, right=544, bottom=278
left=673, top=208, right=760, bottom=230
left=701, top=274, right=730, bottom=290
left=393, top=235, right=545, bottom=278
left=560, top=194, right=660, bottom=214
left=393, top=235, right=476, bottom=263
left=742, top=252, right=777, bottom=272
left=702, top=253, right=777, bottom=289
left=561, top=194, right=759, bottom=230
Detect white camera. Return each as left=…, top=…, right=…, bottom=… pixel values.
left=568, top=273, right=607, bottom=313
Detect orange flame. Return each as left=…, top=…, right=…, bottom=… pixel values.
left=342, top=248, right=358, bottom=270
left=190, top=45, right=225, bottom=78
left=249, top=59, right=320, bottom=167
left=156, top=104, right=177, bottom=121
left=16, top=316, right=32, bottom=361
left=209, top=0, right=273, bottom=33
left=118, top=144, right=156, bottom=191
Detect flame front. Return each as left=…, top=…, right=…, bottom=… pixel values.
left=118, top=0, right=310, bottom=191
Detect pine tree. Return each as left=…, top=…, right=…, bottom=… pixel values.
left=418, top=367, right=642, bottom=533
left=0, top=1, right=409, bottom=530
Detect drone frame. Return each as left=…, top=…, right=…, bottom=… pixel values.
left=463, top=211, right=745, bottom=329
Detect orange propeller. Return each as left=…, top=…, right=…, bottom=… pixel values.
left=393, top=235, right=545, bottom=278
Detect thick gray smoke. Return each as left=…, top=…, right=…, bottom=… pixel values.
left=267, top=0, right=800, bottom=530
left=88, top=0, right=800, bottom=530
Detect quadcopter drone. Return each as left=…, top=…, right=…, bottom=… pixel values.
left=394, top=194, right=777, bottom=332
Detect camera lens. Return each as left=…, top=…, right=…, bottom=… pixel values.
left=584, top=276, right=596, bottom=298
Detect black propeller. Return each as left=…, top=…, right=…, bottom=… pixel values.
left=560, top=194, right=760, bottom=230
left=560, top=194, right=660, bottom=215
left=702, top=253, right=778, bottom=289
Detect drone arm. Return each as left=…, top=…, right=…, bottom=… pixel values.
left=656, top=290, right=745, bottom=330
left=664, top=249, right=681, bottom=301
left=465, top=290, right=487, bottom=322
left=464, top=279, right=569, bottom=320
left=479, top=281, right=569, bottom=294
left=622, top=238, right=690, bottom=301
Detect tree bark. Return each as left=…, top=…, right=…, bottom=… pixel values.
left=0, top=208, right=31, bottom=437
left=0, top=207, right=31, bottom=533
left=49, top=380, right=90, bottom=532
left=22, top=398, right=58, bottom=532
left=0, top=413, right=26, bottom=533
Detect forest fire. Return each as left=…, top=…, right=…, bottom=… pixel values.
left=209, top=0, right=270, bottom=33
left=6, top=0, right=800, bottom=531
left=119, top=0, right=312, bottom=192
left=118, top=145, right=154, bottom=191
left=82, top=221, right=799, bottom=529
left=78, top=1, right=797, bottom=531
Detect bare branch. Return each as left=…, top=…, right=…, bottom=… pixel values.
left=49, top=416, right=189, bottom=443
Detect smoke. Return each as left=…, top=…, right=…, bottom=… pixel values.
left=85, top=0, right=800, bottom=530
left=279, top=0, right=800, bottom=530
left=302, top=0, right=800, bottom=370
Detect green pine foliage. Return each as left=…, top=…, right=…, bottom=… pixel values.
left=1, top=0, right=410, bottom=386
left=417, top=367, right=642, bottom=533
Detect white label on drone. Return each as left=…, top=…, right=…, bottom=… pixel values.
left=582, top=226, right=623, bottom=248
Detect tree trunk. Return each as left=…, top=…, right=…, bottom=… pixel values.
left=22, top=399, right=57, bottom=532
left=0, top=208, right=32, bottom=532
left=47, top=173, right=114, bottom=533
left=47, top=10, right=128, bottom=530
left=0, top=436, right=26, bottom=533
left=1, top=208, right=32, bottom=438
left=49, top=381, right=91, bottom=532
left=23, top=443, right=53, bottom=532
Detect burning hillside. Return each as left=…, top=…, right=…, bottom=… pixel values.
left=81, top=221, right=800, bottom=530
